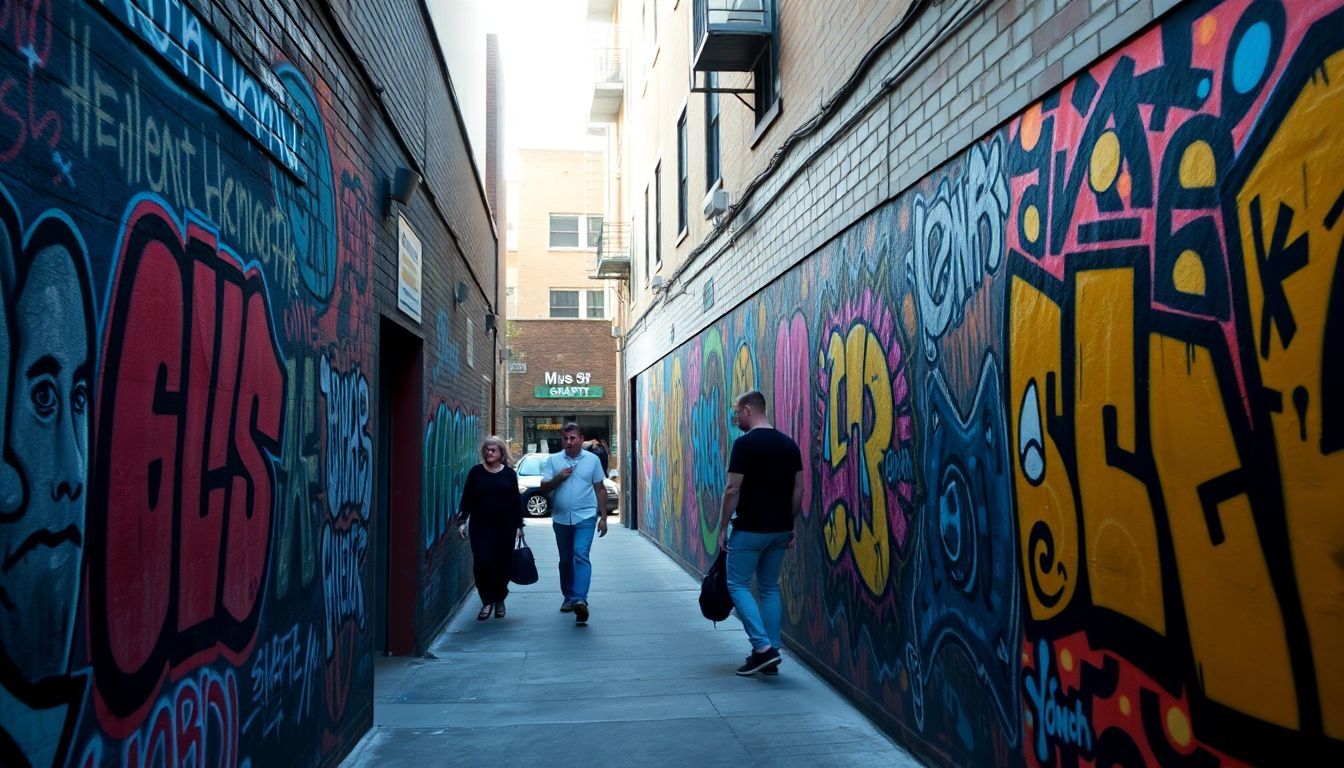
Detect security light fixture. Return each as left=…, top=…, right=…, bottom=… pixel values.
left=384, top=166, right=422, bottom=217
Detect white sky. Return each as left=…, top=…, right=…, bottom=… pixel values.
left=496, top=0, right=606, bottom=175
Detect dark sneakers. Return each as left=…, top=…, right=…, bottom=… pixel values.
left=573, top=601, right=589, bottom=625
left=560, top=600, right=575, bottom=613
left=736, top=647, right=781, bottom=676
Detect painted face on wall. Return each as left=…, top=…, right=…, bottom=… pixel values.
left=0, top=240, right=90, bottom=684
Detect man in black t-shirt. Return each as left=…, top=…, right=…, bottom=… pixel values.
left=714, top=390, right=804, bottom=676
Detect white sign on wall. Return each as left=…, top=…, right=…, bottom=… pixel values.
left=397, top=215, right=423, bottom=323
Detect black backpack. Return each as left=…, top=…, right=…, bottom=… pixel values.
left=699, top=550, right=733, bottom=622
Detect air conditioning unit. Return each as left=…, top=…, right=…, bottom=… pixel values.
left=651, top=275, right=667, bottom=291
left=703, top=187, right=729, bottom=218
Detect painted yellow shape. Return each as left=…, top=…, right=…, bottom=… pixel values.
left=1059, top=648, right=1073, bottom=672
left=1024, top=204, right=1041, bottom=244
left=1179, top=140, right=1217, bottom=188
left=822, top=325, right=892, bottom=595
left=1167, top=706, right=1192, bottom=748
left=1196, top=14, right=1217, bottom=46
left=1090, top=130, right=1121, bottom=193
left=668, top=357, right=686, bottom=538
left=1009, top=277, right=1080, bottom=621
left=1020, top=104, right=1043, bottom=151
left=1075, top=267, right=1164, bottom=633
left=1173, top=249, right=1207, bottom=296
left=732, top=343, right=755, bottom=401
left=1150, top=335, right=1298, bottom=728
left=1236, top=48, right=1344, bottom=740
left=1119, top=695, right=1131, bottom=717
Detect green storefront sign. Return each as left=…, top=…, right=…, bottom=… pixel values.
left=534, top=384, right=605, bottom=399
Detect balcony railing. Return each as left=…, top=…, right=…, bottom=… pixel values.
left=693, top=0, right=772, bottom=72
left=591, top=222, right=630, bottom=280
left=594, top=48, right=623, bottom=84
left=590, top=48, right=624, bottom=122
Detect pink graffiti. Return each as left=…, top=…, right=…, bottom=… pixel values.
left=772, top=313, right=813, bottom=515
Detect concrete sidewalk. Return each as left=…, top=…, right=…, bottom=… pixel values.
left=341, top=518, right=924, bottom=768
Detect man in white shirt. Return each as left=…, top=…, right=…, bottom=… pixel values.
left=539, top=423, right=607, bottom=625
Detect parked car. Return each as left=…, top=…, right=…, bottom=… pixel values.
left=515, top=453, right=619, bottom=517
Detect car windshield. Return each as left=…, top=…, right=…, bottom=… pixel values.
left=516, top=456, right=547, bottom=476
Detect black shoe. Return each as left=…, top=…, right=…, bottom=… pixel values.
left=736, top=647, right=781, bottom=676
left=560, top=600, right=575, bottom=613
left=760, top=661, right=780, bottom=676
left=573, top=601, right=589, bottom=625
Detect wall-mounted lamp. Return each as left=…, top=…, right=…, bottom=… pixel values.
left=384, top=166, right=422, bottom=218
left=484, top=312, right=498, bottom=332
left=454, top=280, right=469, bottom=304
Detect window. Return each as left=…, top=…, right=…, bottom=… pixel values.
left=550, top=289, right=606, bottom=319
left=549, top=214, right=579, bottom=248
left=549, top=214, right=602, bottom=250
left=754, top=0, right=780, bottom=125
left=643, top=186, right=651, bottom=280
left=677, top=108, right=688, bottom=234
left=654, top=162, right=662, bottom=268
left=550, top=289, right=580, bottom=318
left=587, top=215, right=604, bottom=248
left=586, top=289, right=606, bottom=319
left=705, top=73, right=721, bottom=189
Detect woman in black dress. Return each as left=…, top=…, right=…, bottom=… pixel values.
left=457, top=436, right=525, bottom=619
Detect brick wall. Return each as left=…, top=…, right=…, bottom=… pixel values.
left=508, top=320, right=621, bottom=407
left=624, top=0, right=1168, bottom=373
left=0, top=0, right=496, bottom=764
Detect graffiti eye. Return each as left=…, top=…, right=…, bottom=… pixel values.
left=31, top=379, right=58, bottom=419
left=72, top=382, right=88, bottom=416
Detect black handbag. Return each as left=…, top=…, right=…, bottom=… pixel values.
left=699, top=550, right=733, bottom=622
left=510, top=537, right=539, bottom=585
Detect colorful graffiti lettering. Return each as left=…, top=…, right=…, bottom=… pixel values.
left=80, top=668, right=242, bottom=768
left=634, top=1, right=1344, bottom=765
left=89, top=195, right=285, bottom=728
left=423, top=402, right=480, bottom=553
left=817, top=289, right=913, bottom=594
left=906, top=136, right=1009, bottom=362
left=319, top=355, right=372, bottom=521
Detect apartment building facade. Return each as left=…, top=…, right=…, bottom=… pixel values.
left=506, top=149, right=622, bottom=462
left=589, top=0, right=1344, bottom=765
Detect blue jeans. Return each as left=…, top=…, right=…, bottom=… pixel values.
left=553, top=518, right=597, bottom=602
left=726, top=529, right=792, bottom=652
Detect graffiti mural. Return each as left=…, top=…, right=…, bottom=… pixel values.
left=0, top=0, right=489, bottom=764
left=634, top=0, right=1344, bottom=764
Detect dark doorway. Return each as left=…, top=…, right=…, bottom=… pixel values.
left=626, top=378, right=639, bottom=531
left=374, top=318, right=423, bottom=655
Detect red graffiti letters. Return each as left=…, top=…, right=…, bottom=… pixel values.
left=88, top=197, right=285, bottom=732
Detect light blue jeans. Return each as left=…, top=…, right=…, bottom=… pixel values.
left=554, top=518, right=597, bottom=602
left=726, top=529, right=792, bottom=652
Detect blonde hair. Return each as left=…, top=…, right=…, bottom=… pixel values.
left=480, top=435, right=513, bottom=467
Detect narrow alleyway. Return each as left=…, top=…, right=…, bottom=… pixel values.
left=342, top=519, right=924, bottom=767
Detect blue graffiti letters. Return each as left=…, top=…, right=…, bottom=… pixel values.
left=321, top=521, right=368, bottom=658
left=320, top=355, right=372, bottom=520
left=906, top=136, right=1009, bottom=361
left=1025, top=640, right=1093, bottom=763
